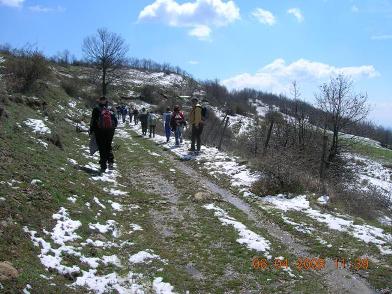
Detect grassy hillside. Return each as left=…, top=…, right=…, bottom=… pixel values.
left=1, top=57, right=391, bottom=293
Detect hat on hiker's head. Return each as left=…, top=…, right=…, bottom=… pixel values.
left=191, top=97, right=198, bottom=102
left=174, top=105, right=180, bottom=111
left=98, top=96, right=108, bottom=105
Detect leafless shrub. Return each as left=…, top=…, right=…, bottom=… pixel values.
left=3, top=46, right=50, bottom=93
left=329, top=184, right=391, bottom=220
left=61, top=78, right=82, bottom=98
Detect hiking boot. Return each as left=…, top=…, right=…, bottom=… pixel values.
left=108, top=163, right=114, bottom=170
left=99, top=167, right=106, bottom=174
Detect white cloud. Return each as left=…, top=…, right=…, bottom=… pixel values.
left=188, top=60, right=200, bottom=65
left=28, top=5, right=65, bottom=13
left=188, top=25, right=211, bottom=40
left=252, top=8, right=276, bottom=26
left=287, top=8, right=304, bottom=22
left=351, top=5, right=359, bottom=13
left=0, top=0, right=23, bottom=7
left=138, top=0, right=240, bottom=40
left=371, top=34, right=392, bottom=40
left=222, top=58, right=379, bottom=94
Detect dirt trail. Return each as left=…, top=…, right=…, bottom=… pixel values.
left=168, top=152, right=376, bottom=294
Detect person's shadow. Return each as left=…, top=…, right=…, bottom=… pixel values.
left=76, top=165, right=101, bottom=176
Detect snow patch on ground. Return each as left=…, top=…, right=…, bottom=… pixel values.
left=89, top=220, right=119, bottom=238
left=317, top=195, right=329, bottom=205
left=24, top=118, right=51, bottom=134
left=67, top=196, right=77, bottom=203
left=344, top=153, right=392, bottom=201
left=22, top=284, right=32, bottom=294
left=91, top=170, right=119, bottom=184
left=30, top=179, right=42, bottom=185
left=211, top=106, right=255, bottom=136
left=73, top=270, right=144, bottom=294
left=148, top=151, right=161, bottom=157
left=129, top=250, right=164, bottom=264
left=153, top=277, right=176, bottom=294
left=204, top=203, right=271, bottom=258
left=93, top=197, right=106, bottom=209
left=104, top=187, right=128, bottom=196
left=67, top=158, right=78, bottom=165
left=108, top=200, right=123, bottom=211
left=51, top=207, right=82, bottom=245
left=82, top=239, right=120, bottom=249
left=102, top=255, right=122, bottom=267
left=130, top=224, right=143, bottom=232
left=378, top=215, right=392, bottom=226
left=261, top=195, right=392, bottom=254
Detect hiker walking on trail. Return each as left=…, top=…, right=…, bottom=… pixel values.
left=163, top=107, right=172, bottom=143
left=116, top=105, right=121, bottom=120
left=129, top=106, right=134, bottom=124
left=171, top=105, right=186, bottom=146
left=148, top=110, right=158, bottom=138
left=89, top=96, right=118, bottom=173
left=189, top=98, right=203, bottom=152
left=133, top=108, right=139, bottom=125
left=121, top=105, right=127, bottom=124
left=139, top=108, right=148, bottom=136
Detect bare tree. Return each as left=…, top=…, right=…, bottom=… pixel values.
left=290, top=81, right=305, bottom=146
left=82, top=28, right=128, bottom=96
left=263, top=110, right=284, bottom=154
left=316, top=74, right=369, bottom=162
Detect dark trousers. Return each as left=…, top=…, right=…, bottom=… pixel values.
left=191, top=124, right=203, bottom=151
left=95, top=130, right=114, bottom=170
left=129, top=114, right=133, bottom=123
left=141, top=122, right=148, bottom=135
left=149, top=125, right=156, bottom=138
left=165, top=124, right=171, bottom=142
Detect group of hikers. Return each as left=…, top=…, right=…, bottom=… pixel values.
left=89, top=96, right=207, bottom=173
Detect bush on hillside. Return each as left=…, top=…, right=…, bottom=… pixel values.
left=3, top=47, right=51, bottom=93
left=328, top=184, right=391, bottom=220
left=61, top=78, right=82, bottom=98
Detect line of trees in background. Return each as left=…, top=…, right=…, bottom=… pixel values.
left=1, top=40, right=391, bottom=150
left=199, top=78, right=392, bottom=148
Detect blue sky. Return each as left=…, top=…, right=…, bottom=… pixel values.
left=1, top=0, right=392, bottom=128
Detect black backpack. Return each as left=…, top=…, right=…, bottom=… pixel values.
left=201, top=106, right=209, bottom=121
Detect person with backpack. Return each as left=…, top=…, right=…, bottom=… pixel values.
left=139, top=108, right=148, bottom=136
left=148, top=110, right=158, bottom=138
left=133, top=108, right=139, bottom=125
left=171, top=105, right=185, bottom=146
left=162, top=107, right=172, bottom=143
left=201, top=99, right=209, bottom=122
left=89, top=96, right=118, bottom=173
left=189, top=98, right=203, bottom=152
